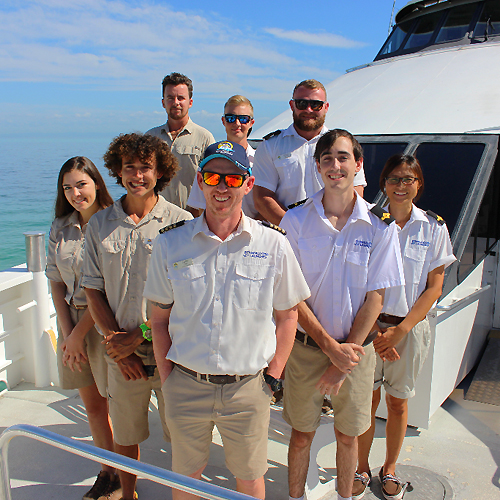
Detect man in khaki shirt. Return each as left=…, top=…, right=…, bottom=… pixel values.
left=146, top=72, right=214, bottom=213
left=82, top=133, right=192, bottom=500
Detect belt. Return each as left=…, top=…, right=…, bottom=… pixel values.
left=295, top=329, right=378, bottom=348
left=378, top=314, right=405, bottom=325
left=70, top=303, right=87, bottom=310
left=175, top=364, right=251, bottom=385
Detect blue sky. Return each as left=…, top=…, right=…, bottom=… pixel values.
left=0, top=0, right=409, bottom=140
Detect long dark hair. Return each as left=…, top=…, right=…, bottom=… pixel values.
left=55, top=156, right=114, bottom=218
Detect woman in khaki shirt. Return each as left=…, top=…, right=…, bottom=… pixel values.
left=46, top=157, right=119, bottom=500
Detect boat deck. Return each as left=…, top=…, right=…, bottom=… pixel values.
left=0, top=372, right=499, bottom=500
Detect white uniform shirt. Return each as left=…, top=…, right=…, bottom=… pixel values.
left=253, top=124, right=367, bottom=209
left=382, top=205, right=456, bottom=317
left=144, top=214, right=311, bottom=375
left=186, top=145, right=258, bottom=217
left=280, top=190, right=404, bottom=341
left=81, top=195, right=192, bottom=331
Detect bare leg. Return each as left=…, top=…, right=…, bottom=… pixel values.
left=356, top=387, right=381, bottom=474
left=335, top=427, right=357, bottom=499
left=236, top=476, right=265, bottom=499
left=172, top=465, right=205, bottom=500
left=114, top=443, right=139, bottom=500
left=79, top=383, right=115, bottom=473
left=288, top=428, right=316, bottom=498
left=382, top=393, right=408, bottom=495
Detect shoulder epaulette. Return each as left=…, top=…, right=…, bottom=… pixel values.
left=370, top=205, right=395, bottom=225
left=263, top=129, right=281, bottom=140
left=426, top=210, right=445, bottom=225
left=159, top=220, right=186, bottom=234
left=262, top=220, right=286, bottom=235
left=287, top=198, right=308, bottom=210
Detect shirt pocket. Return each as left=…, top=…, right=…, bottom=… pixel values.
left=175, top=144, right=202, bottom=160
left=345, top=249, right=369, bottom=288
left=139, top=235, right=155, bottom=254
left=168, top=264, right=206, bottom=311
left=404, top=245, right=427, bottom=284
left=101, top=238, right=127, bottom=270
left=275, top=154, right=301, bottom=189
left=233, top=264, right=275, bottom=311
left=298, top=236, right=332, bottom=276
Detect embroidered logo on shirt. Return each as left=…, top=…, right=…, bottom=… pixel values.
left=354, top=240, right=372, bottom=248
left=411, top=240, right=430, bottom=247
left=243, top=251, right=269, bottom=259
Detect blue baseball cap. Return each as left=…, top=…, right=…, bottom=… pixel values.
left=198, top=141, right=252, bottom=175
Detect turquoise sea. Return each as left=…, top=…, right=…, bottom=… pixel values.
left=0, top=134, right=128, bottom=271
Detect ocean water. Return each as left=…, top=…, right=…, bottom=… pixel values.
left=0, top=134, right=127, bottom=272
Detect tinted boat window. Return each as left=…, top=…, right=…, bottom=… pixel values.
left=404, top=11, right=442, bottom=49
left=359, top=142, right=408, bottom=203
left=474, top=0, right=500, bottom=39
left=379, top=20, right=413, bottom=56
left=413, top=142, right=485, bottom=234
left=435, top=3, right=477, bottom=43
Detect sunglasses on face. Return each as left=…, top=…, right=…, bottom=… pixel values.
left=202, top=171, right=248, bottom=188
left=385, top=176, right=419, bottom=185
left=224, top=114, right=253, bottom=124
left=292, top=99, right=325, bottom=111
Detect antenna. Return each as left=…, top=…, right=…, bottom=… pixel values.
left=389, top=0, right=397, bottom=34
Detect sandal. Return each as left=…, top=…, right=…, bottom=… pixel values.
left=379, top=467, right=409, bottom=500
left=352, top=471, right=371, bottom=499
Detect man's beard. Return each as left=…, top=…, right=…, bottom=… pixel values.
left=293, top=112, right=325, bottom=132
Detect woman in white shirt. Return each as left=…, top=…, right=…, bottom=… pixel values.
left=354, top=155, right=456, bottom=500
left=46, top=157, right=120, bottom=500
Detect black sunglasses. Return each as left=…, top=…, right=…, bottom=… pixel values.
left=224, top=114, right=253, bottom=124
left=292, top=99, right=325, bottom=111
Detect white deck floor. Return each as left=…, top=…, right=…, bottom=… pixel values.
left=0, top=373, right=499, bottom=500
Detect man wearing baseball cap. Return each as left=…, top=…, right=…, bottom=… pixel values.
left=144, top=140, right=310, bottom=499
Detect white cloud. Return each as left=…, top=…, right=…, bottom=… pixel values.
left=264, top=28, right=366, bottom=48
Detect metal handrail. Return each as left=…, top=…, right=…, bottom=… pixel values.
left=0, top=424, right=256, bottom=500
left=434, top=284, right=491, bottom=312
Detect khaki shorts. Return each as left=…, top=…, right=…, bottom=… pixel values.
left=374, top=318, right=431, bottom=399
left=57, top=306, right=108, bottom=397
left=107, top=343, right=169, bottom=446
left=283, top=339, right=375, bottom=437
left=162, top=366, right=272, bottom=480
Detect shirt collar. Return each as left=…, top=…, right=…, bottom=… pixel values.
left=283, top=123, right=329, bottom=143
left=192, top=210, right=251, bottom=241
left=108, top=195, right=166, bottom=221
left=162, top=117, right=194, bottom=136
left=382, top=203, right=429, bottom=227
left=312, top=189, right=372, bottom=227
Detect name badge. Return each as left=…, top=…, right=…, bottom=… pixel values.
left=173, top=258, right=193, bottom=269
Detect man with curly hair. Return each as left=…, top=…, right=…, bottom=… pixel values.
left=82, top=133, right=193, bottom=500
left=146, top=72, right=214, bottom=213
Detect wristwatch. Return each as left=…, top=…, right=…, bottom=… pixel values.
left=139, top=322, right=152, bottom=341
left=264, top=372, right=283, bottom=392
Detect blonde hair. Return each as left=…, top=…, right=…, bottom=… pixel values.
left=224, top=95, right=254, bottom=115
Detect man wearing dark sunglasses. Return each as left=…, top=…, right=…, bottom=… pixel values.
left=146, top=72, right=214, bottom=214
left=187, top=95, right=259, bottom=218
left=145, top=140, right=310, bottom=500
left=253, top=79, right=366, bottom=225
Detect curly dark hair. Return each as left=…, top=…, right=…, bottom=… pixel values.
left=103, top=133, right=179, bottom=194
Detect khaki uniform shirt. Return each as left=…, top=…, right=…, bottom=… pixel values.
left=146, top=118, right=214, bottom=209
left=46, top=211, right=88, bottom=307
left=81, top=195, right=192, bottom=332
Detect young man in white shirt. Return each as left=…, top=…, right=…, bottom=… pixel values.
left=280, top=129, right=404, bottom=500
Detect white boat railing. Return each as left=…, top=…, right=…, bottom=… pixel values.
left=0, top=424, right=256, bottom=500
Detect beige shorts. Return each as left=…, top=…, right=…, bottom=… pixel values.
left=106, top=343, right=169, bottom=446
left=57, top=306, right=108, bottom=397
left=374, top=318, right=431, bottom=399
left=283, top=339, right=376, bottom=437
left=162, top=366, right=272, bottom=480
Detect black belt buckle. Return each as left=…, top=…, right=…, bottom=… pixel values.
left=206, top=374, right=234, bottom=384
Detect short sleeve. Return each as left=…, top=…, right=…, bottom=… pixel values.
left=429, top=223, right=456, bottom=272
left=81, top=217, right=105, bottom=292
left=143, top=235, right=174, bottom=305
left=253, top=140, right=280, bottom=192
left=45, top=219, right=64, bottom=283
